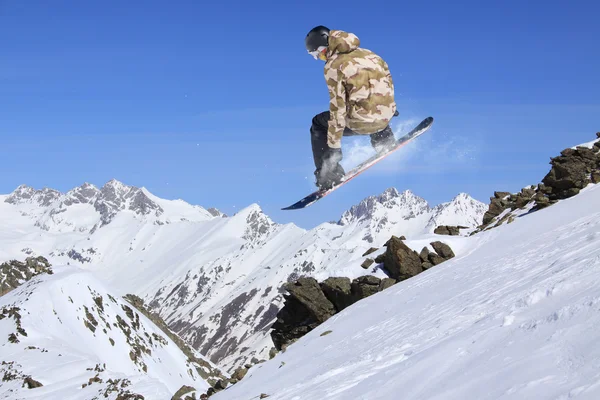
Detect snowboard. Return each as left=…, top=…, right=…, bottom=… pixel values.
left=282, top=116, right=434, bottom=210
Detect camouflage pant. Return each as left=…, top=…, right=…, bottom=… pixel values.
left=310, top=111, right=395, bottom=170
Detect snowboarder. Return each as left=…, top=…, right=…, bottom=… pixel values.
left=305, top=25, right=398, bottom=190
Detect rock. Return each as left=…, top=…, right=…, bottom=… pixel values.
left=383, top=236, right=423, bottom=281
left=1, top=256, right=53, bottom=296
left=560, top=148, right=576, bottom=157
left=268, top=347, right=278, bottom=359
left=514, top=194, right=531, bottom=209
left=422, top=262, right=434, bottom=270
left=542, top=145, right=598, bottom=199
left=399, top=235, right=407, bottom=241
left=374, top=253, right=386, bottom=264
left=200, top=394, right=208, bottom=400
left=482, top=198, right=507, bottom=225
left=232, top=366, right=248, bottom=381
left=172, top=385, right=195, bottom=400
left=362, top=247, right=378, bottom=257
left=361, top=258, right=374, bottom=269
left=378, top=278, right=396, bottom=291
left=23, top=376, right=43, bottom=389
left=565, top=187, right=581, bottom=197
left=271, top=278, right=337, bottom=350
left=431, top=242, right=456, bottom=260
left=419, top=247, right=430, bottom=262
left=596, top=132, right=600, bottom=138
left=351, top=276, right=381, bottom=300
left=592, top=171, right=600, bottom=184
left=428, top=252, right=446, bottom=266
left=285, top=278, right=336, bottom=323
left=214, top=379, right=229, bottom=391
left=434, top=225, right=461, bottom=236
left=494, top=191, right=511, bottom=199
left=320, top=277, right=353, bottom=312
left=260, top=394, right=270, bottom=399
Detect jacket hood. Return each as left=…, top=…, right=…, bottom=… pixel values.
left=327, top=30, right=360, bottom=57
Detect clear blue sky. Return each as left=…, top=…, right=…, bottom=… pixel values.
left=1, top=0, right=598, bottom=229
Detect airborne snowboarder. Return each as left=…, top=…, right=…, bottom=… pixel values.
left=305, top=25, right=398, bottom=190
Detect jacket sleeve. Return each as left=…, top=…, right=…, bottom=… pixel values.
left=325, top=66, right=347, bottom=149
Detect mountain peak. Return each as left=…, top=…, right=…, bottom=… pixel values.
left=5, top=185, right=62, bottom=207
left=427, top=193, right=487, bottom=231
left=339, top=188, right=429, bottom=226
left=94, top=180, right=162, bottom=226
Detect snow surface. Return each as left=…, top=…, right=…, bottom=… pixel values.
left=0, top=266, right=211, bottom=399
left=571, top=137, right=599, bottom=149
left=0, top=181, right=486, bottom=372
left=213, top=183, right=600, bottom=400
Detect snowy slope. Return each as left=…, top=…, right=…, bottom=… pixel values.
left=0, top=180, right=486, bottom=372
left=213, top=183, right=600, bottom=400
left=0, top=266, right=213, bottom=399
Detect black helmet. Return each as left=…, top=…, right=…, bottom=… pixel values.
left=305, top=25, right=330, bottom=52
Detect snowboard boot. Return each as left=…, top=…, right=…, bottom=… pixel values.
left=370, top=126, right=396, bottom=155
left=315, top=163, right=345, bottom=190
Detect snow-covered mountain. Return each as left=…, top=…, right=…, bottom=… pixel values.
left=4, top=179, right=214, bottom=233
left=0, top=263, right=219, bottom=400
left=336, top=189, right=487, bottom=244
left=212, top=178, right=600, bottom=400
left=0, top=179, right=486, bottom=373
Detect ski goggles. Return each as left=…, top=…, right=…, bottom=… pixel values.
left=308, top=46, right=327, bottom=61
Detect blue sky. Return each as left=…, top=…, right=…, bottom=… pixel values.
left=1, top=0, right=598, bottom=229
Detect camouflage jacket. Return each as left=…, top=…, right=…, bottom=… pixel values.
left=324, top=30, right=397, bottom=149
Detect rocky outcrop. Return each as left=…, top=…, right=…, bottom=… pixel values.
left=271, top=236, right=457, bottom=351
left=320, top=277, right=353, bottom=312
left=0, top=256, right=53, bottom=296
left=477, top=133, right=600, bottom=232
left=382, top=236, right=423, bottom=281
left=171, top=385, right=195, bottom=400
left=123, top=294, right=226, bottom=387
left=271, top=274, right=398, bottom=351
left=270, top=277, right=336, bottom=351
left=541, top=145, right=600, bottom=200
left=434, top=225, right=467, bottom=236
left=361, top=258, right=374, bottom=269
left=431, top=242, right=455, bottom=260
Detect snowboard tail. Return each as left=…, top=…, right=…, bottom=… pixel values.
left=282, top=117, right=434, bottom=210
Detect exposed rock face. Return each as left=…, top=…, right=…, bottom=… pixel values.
left=362, top=247, right=378, bottom=257
left=270, top=277, right=336, bottom=351
left=171, top=385, right=195, bottom=400
left=542, top=146, right=600, bottom=200
left=285, top=278, right=336, bottom=324
left=207, top=208, right=227, bottom=218
left=434, top=225, right=466, bottom=236
left=0, top=256, right=53, bottom=296
left=123, top=294, right=225, bottom=386
left=271, top=274, right=399, bottom=351
left=4, top=185, right=61, bottom=206
left=351, top=276, right=381, bottom=299
left=95, top=180, right=163, bottom=226
left=23, top=376, right=43, bottom=388
left=320, top=277, right=353, bottom=312
left=382, top=236, right=423, bottom=281
left=478, top=134, right=600, bottom=232
left=431, top=242, right=455, bottom=260
left=361, top=258, right=374, bottom=269
left=270, top=236, right=459, bottom=351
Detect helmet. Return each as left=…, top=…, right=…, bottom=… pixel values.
left=305, top=25, right=330, bottom=52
